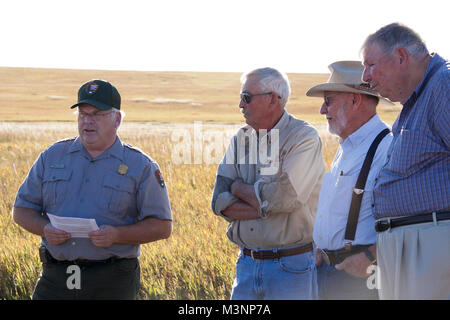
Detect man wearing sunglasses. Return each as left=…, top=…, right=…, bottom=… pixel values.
left=12, top=79, right=172, bottom=299
left=306, top=61, right=393, bottom=300
left=212, top=67, right=325, bottom=299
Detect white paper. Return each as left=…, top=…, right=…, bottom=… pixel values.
left=47, top=213, right=99, bottom=238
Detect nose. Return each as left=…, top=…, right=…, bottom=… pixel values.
left=362, top=67, right=371, bottom=83
left=239, top=99, right=246, bottom=108
left=320, top=102, right=328, bottom=115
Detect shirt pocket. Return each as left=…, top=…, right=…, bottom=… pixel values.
left=329, top=175, right=358, bottom=224
left=389, top=129, right=433, bottom=177
left=100, top=174, right=136, bottom=218
left=42, top=169, right=73, bottom=207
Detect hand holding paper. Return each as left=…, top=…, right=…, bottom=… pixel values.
left=47, top=213, right=99, bottom=239
left=43, top=223, right=71, bottom=245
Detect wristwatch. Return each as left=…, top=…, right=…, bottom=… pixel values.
left=363, top=247, right=377, bottom=265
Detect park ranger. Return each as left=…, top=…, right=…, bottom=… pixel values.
left=12, top=79, right=172, bottom=299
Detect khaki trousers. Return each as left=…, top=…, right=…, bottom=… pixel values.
left=376, top=218, right=450, bottom=300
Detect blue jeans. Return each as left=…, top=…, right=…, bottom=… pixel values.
left=317, top=263, right=379, bottom=300
left=231, top=245, right=317, bottom=300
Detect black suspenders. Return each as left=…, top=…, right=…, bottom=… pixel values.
left=343, top=128, right=391, bottom=247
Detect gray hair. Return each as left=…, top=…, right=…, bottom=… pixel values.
left=241, top=67, right=291, bottom=108
left=111, top=107, right=125, bottom=126
left=361, top=22, right=429, bottom=59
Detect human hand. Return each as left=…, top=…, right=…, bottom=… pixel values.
left=315, top=248, right=323, bottom=267
left=43, top=223, right=71, bottom=245
left=335, top=252, right=372, bottom=277
left=230, top=178, right=244, bottom=196
left=89, top=225, right=118, bottom=248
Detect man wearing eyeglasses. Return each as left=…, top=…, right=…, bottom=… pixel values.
left=306, top=61, right=393, bottom=300
left=12, top=79, right=172, bottom=299
left=361, top=23, right=450, bottom=300
left=211, top=67, right=325, bottom=299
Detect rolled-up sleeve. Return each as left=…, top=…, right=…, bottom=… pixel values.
left=211, top=138, right=240, bottom=222
left=255, top=130, right=325, bottom=218
left=14, top=152, right=45, bottom=212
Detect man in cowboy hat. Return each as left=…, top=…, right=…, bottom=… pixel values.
left=306, top=61, right=393, bottom=299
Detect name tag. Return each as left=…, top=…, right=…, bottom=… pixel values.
left=50, top=164, right=65, bottom=169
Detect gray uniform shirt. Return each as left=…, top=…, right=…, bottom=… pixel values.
left=14, top=136, right=172, bottom=260
left=211, top=111, right=325, bottom=249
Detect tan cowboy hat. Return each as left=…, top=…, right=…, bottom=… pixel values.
left=306, top=61, right=394, bottom=105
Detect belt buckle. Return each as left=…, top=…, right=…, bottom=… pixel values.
left=250, top=250, right=256, bottom=260
left=376, top=218, right=391, bottom=232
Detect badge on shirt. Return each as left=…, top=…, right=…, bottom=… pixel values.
left=50, top=164, right=65, bottom=169
left=118, top=164, right=128, bottom=175
left=155, top=169, right=165, bottom=188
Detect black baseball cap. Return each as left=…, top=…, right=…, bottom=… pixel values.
left=70, top=79, right=121, bottom=110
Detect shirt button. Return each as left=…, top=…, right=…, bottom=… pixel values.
left=85, top=178, right=90, bottom=183
left=80, top=198, right=84, bottom=203
left=116, top=185, right=120, bottom=189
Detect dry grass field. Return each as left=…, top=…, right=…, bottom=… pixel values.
left=0, top=67, right=400, bottom=299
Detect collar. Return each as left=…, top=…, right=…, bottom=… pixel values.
left=404, top=53, right=445, bottom=107
left=67, top=136, right=124, bottom=161
left=340, top=114, right=384, bottom=151
left=257, top=110, right=289, bottom=142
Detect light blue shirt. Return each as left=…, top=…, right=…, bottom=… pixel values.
left=14, top=136, right=172, bottom=260
left=313, top=114, right=392, bottom=250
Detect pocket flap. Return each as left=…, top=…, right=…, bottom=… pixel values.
left=103, top=174, right=135, bottom=193
left=43, top=169, right=73, bottom=182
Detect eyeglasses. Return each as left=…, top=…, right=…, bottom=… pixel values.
left=323, top=94, right=339, bottom=107
left=78, top=110, right=114, bottom=121
left=240, top=92, right=280, bottom=104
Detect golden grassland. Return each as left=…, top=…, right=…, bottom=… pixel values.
left=0, top=67, right=400, bottom=299
left=0, top=66, right=401, bottom=124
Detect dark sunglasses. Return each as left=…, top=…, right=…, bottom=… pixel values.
left=323, top=94, right=339, bottom=107
left=240, top=92, right=281, bottom=104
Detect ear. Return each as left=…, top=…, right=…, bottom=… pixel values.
left=114, top=111, right=122, bottom=128
left=395, top=47, right=410, bottom=67
left=352, top=93, right=363, bottom=110
left=269, top=92, right=279, bottom=107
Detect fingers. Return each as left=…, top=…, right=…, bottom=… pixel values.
left=88, top=225, right=117, bottom=248
left=335, top=261, right=345, bottom=270
left=315, top=249, right=323, bottom=266
left=43, top=223, right=71, bottom=245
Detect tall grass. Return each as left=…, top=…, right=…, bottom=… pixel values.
left=0, top=121, right=339, bottom=299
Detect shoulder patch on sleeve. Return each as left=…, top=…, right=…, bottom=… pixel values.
left=154, top=169, right=166, bottom=188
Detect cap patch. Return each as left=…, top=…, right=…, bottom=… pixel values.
left=86, top=82, right=99, bottom=95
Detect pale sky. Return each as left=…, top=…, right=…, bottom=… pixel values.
left=1, top=0, right=448, bottom=73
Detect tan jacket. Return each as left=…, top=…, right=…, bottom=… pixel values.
left=211, top=111, right=325, bottom=249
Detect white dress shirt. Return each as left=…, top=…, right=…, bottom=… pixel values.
left=313, top=114, right=393, bottom=250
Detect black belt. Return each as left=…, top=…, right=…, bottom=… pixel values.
left=320, top=244, right=372, bottom=266
left=39, top=246, right=129, bottom=267
left=375, top=211, right=450, bottom=233
left=243, top=243, right=313, bottom=260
